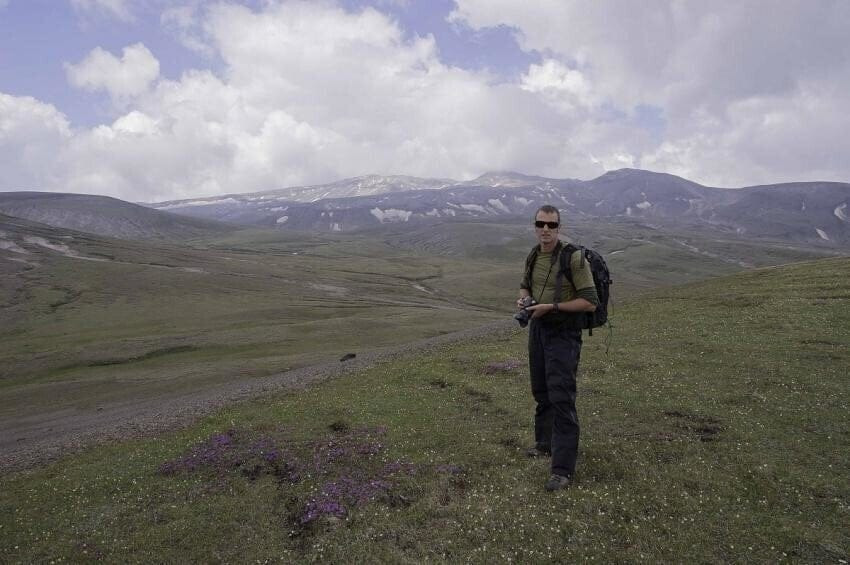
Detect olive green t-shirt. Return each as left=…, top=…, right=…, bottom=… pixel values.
left=530, top=249, right=596, bottom=305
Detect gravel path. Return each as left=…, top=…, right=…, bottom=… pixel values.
left=2, top=320, right=518, bottom=474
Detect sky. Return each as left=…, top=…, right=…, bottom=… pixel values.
left=1, top=0, right=848, bottom=203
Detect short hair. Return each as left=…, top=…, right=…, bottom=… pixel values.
left=534, top=205, right=560, bottom=223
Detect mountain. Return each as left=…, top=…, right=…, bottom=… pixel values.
left=153, top=174, right=454, bottom=210
left=148, top=169, right=850, bottom=246
left=0, top=192, right=235, bottom=240
left=459, top=171, right=572, bottom=188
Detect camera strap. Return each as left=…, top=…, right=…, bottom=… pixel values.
left=534, top=257, right=555, bottom=303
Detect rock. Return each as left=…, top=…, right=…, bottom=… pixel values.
left=339, top=353, right=356, bottom=362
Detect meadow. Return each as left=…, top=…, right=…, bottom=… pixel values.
left=4, top=212, right=838, bottom=459
left=2, top=257, right=847, bottom=562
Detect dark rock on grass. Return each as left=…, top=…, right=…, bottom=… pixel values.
left=339, top=353, right=356, bottom=362
left=429, top=379, right=451, bottom=389
left=328, top=420, right=349, bottom=432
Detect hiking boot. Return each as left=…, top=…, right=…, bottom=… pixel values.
left=544, top=474, right=571, bottom=491
left=525, top=446, right=551, bottom=458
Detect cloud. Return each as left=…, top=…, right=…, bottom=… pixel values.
left=5, top=0, right=849, bottom=203
left=520, top=59, right=594, bottom=112
left=451, top=0, right=850, bottom=186
left=161, top=4, right=215, bottom=57
left=30, top=1, right=646, bottom=201
left=0, top=94, right=72, bottom=190
left=65, top=43, right=160, bottom=103
left=70, top=0, right=135, bottom=22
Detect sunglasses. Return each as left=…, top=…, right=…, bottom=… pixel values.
left=534, top=221, right=560, bottom=229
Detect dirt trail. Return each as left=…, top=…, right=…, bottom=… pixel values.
left=1, top=320, right=516, bottom=474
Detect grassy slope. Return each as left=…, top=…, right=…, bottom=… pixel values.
left=2, top=257, right=847, bottom=562
left=3, top=214, right=838, bottom=427
left=382, top=217, right=843, bottom=297
left=0, top=221, right=513, bottom=427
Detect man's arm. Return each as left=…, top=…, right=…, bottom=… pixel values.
left=527, top=297, right=595, bottom=318
left=528, top=249, right=598, bottom=318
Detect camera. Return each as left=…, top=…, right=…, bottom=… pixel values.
left=514, top=296, right=537, bottom=327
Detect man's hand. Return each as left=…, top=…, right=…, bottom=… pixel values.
left=516, top=292, right=532, bottom=310
left=526, top=303, right=554, bottom=318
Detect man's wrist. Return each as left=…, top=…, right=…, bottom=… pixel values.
left=552, top=302, right=559, bottom=313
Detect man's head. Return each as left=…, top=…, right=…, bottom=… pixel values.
left=534, top=205, right=560, bottom=251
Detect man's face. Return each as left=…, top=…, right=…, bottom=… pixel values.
left=535, top=211, right=560, bottom=249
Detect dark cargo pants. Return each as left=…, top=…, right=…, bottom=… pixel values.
left=528, top=319, right=582, bottom=477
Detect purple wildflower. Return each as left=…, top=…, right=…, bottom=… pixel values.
left=436, top=464, right=463, bottom=475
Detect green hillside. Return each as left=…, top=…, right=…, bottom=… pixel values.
left=0, top=217, right=513, bottom=443
left=2, top=257, right=847, bottom=562
left=380, top=216, right=843, bottom=296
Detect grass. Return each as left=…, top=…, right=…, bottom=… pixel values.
left=2, top=257, right=847, bottom=562
left=0, top=219, right=514, bottom=424
left=2, top=212, right=839, bottom=424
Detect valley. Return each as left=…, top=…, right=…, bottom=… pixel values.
left=0, top=208, right=843, bottom=470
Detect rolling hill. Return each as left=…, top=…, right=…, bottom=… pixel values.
left=0, top=192, right=236, bottom=240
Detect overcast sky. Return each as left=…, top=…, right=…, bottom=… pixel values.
left=1, top=0, right=848, bottom=202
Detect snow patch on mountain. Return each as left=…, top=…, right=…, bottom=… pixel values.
left=158, top=197, right=239, bottom=209
left=0, top=238, right=29, bottom=254
left=310, top=283, right=348, bottom=296
left=835, top=203, right=848, bottom=221
left=636, top=201, right=652, bottom=210
left=412, top=283, right=433, bottom=294
left=459, top=204, right=487, bottom=213
left=22, top=236, right=107, bottom=261
left=514, top=197, right=531, bottom=206
left=488, top=199, right=510, bottom=213
left=370, top=208, right=412, bottom=222
left=276, top=216, right=289, bottom=224
left=816, top=228, right=830, bottom=241
left=24, top=236, right=74, bottom=254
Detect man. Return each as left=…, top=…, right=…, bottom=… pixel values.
left=517, top=205, right=598, bottom=491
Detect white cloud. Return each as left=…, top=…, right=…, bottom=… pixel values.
left=0, top=94, right=72, bottom=190
left=161, top=4, right=214, bottom=57
left=65, top=43, right=160, bottom=103
left=44, top=1, right=647, bottom=200
left=4, top=0, right=849, bottom=202
left=70, top=0, right=134, bottom=22
left=451, top=0, right=850, bottom=186
left=520, top=59, right=594, bottom=112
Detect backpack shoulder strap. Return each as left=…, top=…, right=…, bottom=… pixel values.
left=524, top=245, right=541, bottom=274
left=553, top=243, right=580, bottom=303
left=522, top=245, right=540, bottom=290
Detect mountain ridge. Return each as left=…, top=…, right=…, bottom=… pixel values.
left=146, top=168, right=850, bottom=246
left=3, top=168, right=849, bottom=246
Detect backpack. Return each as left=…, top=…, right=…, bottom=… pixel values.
left=552, top=243, right=612, bottom=335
